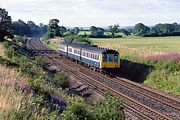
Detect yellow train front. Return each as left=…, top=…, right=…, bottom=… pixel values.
left=99, top=50, right=120, bottom=72
left=59, top=42, right=120, bottom=73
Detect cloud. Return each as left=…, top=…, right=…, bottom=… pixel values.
left=0, top=0, right=180, bottom=26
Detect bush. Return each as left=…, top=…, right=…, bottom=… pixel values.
left=64, top=35, right=92, bottom=44
left=53, top=72, right=69, bottom=89
left=42, top=31, right=54, bottom=41
left=34, top=56, right=49, bottom=69
left=93, top=97, right=125, bottom=120
left=62, top=101, right=95, bottom=120
left=4, top=46, right=16, bottom=59
left=63, top=97, right=125, bottom=120
left=12, top=36, right=24, bottom=44
left=9, top=96, right=63, bottom=120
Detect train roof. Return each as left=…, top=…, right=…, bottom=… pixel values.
left=59, top=42, right=119, bottom=54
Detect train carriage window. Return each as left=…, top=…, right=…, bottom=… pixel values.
left=95, top=55, right=99, bottom=60
left=78, top=50, right=80, bottom=55
left=68, top=48, right=72, bottom=52
left=97, top=55, right=99, bottom=60
left=89, top=53, right=91, bottom=58
left=114, top=54, right=118, bottom=62
left=74, top=49, right=77, bottom=54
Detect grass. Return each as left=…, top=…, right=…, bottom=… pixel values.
left=0, top=65, right=30, bottom=118
left=91, top=36, right=180, bottom=55
left=78, top=31, right=91, bottom=35
left=145, top=68, right=180, bottom=95
left=0, top=41, right=30, bottom=118
left=0, top=44, right=5, bottom=57
left=40, top=37, right=60, bottom=51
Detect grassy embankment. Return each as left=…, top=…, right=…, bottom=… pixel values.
left=45, top=36, right=180, bottom=96
left=40, top=37, right=60, bottom=51
left=0, top=43, right=30, bottom=118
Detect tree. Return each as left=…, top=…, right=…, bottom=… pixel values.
left=48, top=19, right=60, bottom=37
left=39, top=23, right=48, bottom=36
left=11, top=19, right=31, bottom=36
left=68, top=27, right=80, bottom=35
left=97, top=27, right=105, bottom=36
left=0, top=8, right=12, bottom=39
left=151, top=23, right=178, bottom=36
left=90, top=26, right=105, bottom=37
left=27, top=21, right=40, bottom=36
left=119, top=29, right=131, bottom=36
left=59, top=26, right=67, bottom=36
left=134, top=23, right=150, bottom=36
left=90, top=26, right=98, bottom=36
left=73, top=27, right=80, bottom=35
left=108, top=24, right=119, bottom=38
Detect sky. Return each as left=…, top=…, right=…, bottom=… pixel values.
left=0, top=0, right=180, bottom=27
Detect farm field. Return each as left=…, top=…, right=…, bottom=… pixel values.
left=91, top=36, right=180, bottom=56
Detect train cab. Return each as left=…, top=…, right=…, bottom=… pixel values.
left=100, top=50, right=120, bottom=71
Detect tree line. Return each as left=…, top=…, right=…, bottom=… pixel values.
left=133, top=23, right=180, bottom=37
left=1, top=7, right=180, bottom=41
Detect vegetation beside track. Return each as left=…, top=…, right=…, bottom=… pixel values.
left=90, top=37, right=180, bottom=96
left=0, top=37, right=125, bottom=120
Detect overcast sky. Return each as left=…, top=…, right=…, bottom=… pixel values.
left=0, top=0, right=180, bottom=27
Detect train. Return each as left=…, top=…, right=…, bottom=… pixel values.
left=59, top=42, right=120, bottom=72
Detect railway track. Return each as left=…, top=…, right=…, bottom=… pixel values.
left=26, top=38, right=180, bottom=120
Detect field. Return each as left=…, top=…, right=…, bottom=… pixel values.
left=91, top=36, right=180, bottom=56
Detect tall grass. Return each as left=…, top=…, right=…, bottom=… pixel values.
left=144, top=61, right=180, bottom=96
left=0, top=65, right=30, bottom=118
left=0, top=44, right=5, bottom=57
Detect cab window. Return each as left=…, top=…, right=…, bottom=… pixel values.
left=114, top=54, right=118, bottom=62
left=103, top=54, right=107, bottom=62
left=107, top=54, right=113, bottom=62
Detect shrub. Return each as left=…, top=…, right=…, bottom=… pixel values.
left=53, top=72, right=69, bottom=89
left=64, top=35, right=92, bottom=44
left=12, top=36, right=24, bottom=44
left=4, top=46, right=16, bottom=59
left=63, top=97, right=125, bottom=120
left=34, top=56, right=49, bottom=69
left=42, top=31, right=54, bottom=41
left=9, top=96, right=63, bottom=120
left=93, top=97, right=125, bottom=120
left=62, top=101, right=95, bottom=120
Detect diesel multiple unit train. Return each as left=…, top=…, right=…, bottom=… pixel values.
left=59, top=42, right=120, bottom=72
